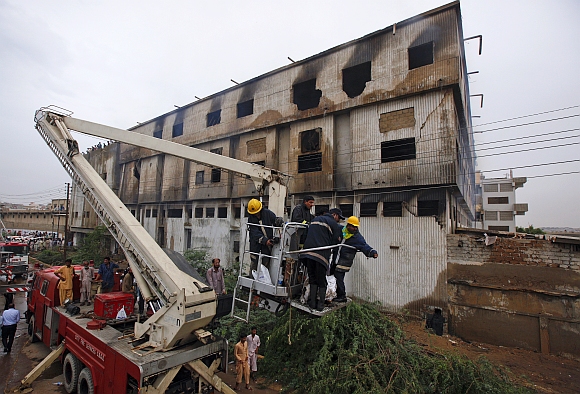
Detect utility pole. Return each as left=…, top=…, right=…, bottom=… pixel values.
left=63, top=183, right=70, bottom=261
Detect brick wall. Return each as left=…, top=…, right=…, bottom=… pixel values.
left=379, top=108, right=416, bottom=133
left=246, top=137, right=266, bottom=155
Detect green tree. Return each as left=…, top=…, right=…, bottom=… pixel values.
left=516, top=225, right=545, bottom=234
left=184, top=248, right=211, bottom=278
left=74, top=225, right=111, bottom=265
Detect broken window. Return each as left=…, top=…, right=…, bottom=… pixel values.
left=408, top=42, right=434, bottom=70
left=153, top=130, right=163, bottom=139
left=206, top=207, right=215, bottom=218
left=488, top=197, right=509, bottom=204
left=167, top=209, right=182, bottom=218
left=360, top=202, right=378, bottom=217
left=418, top=200, right=439, bottom=216
left=194, top=207, right=203, bottom=218
left=339, top=204, right=354, bottom=218
left=292, top=79, right=322, bottom=111
left=210, top=148, right=223, bottom=183
left=218, top=207, right=228, bottom=218
left=300, top=128, right=321, bottom=153
left=382, top=202, right=403, bottom=217
left=233, top=205, right=241, bottom=219
left=381, top=138, right=416, bottom=163
left=207, top=109, right=221, bottom=127
left=298, top=152, right=322, bottom=173
left=237, top=99, right=254, bottom=118
left=172, top=123, right=183, bottom=138
left=195, top=170, right=204, bottom=185
left=342, top=61, right=371, bottom=98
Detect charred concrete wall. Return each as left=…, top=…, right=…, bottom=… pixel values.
left=447, top=231, right=580, bottom=359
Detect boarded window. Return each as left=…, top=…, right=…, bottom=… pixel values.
left=172, top=123, right=183, bottom=137
left=153, top=130, right=163, bottom=139
left=300, top=128, right=321, bottom=153
left=195, top=170, right=204, bottom=185
left=298, top=152, right=322, bottom=173
left=499, top=211, right=513, bottom=221
left=342, top=61, right=371, bottom=98
left=194, top=207, right=203, bottom=218
left=483, top=183, right=498, bottom=193
left=167, top=209, right=182, bottom=218
left=246, top=138, right=266, bottom=155
left=408, top=42, right=433, bottom=70
left=360, top=202, right=378, bottom=217
left=485, top=211, right=498, bottom=221
left=488, top=197, right=509, bottom=204
left=218, top=207, right=228, bottom=218
left=381, top=138, right=416, bottom=163
left=499, top=183, right=512, bottom=192
left=379, top=108, right=415, bottom=133
left=339, top=204, right=354, bottom=218
left=293, top=79, right=322, bottom=111
left=207, top=110, right=221, bottom=127
left=206, top=207, right=215, bottom=218
left=418, top=200, right=439, bottom=216
left=237, top=99, right=254, bottom=118
left=488, top=225, right=510, bottom=232
left=383, top=202, right=403, bottom=217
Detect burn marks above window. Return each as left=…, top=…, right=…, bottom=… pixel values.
left=207, top=109, right=221, bottom=127
left=172, top=123, right=183, bottom=138
left=381, top=138, right=416, bottom=163
left=293, top=79, right=322, bottom=111
left=237, top=99, right=254, bottom=118
left=418, top=200, right=439, bottom=216
left=342, top=62, right=371, bottom=98
left=408, top=41, right=434, bottom=70
left=298, top=152, right=322, bottom=173
left=300, top=128, right=321, bottom=153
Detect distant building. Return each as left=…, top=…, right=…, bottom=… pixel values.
left=478, top=172, right=528, bottom=232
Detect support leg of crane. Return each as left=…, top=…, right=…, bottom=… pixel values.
left=140, top=365, right=181, bottom=394
left=19, top=342, right=65, bottom=389
left=188, top=359, right=236, bottom=394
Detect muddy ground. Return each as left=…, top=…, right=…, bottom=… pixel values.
left=1, top=288, right=578, bottom=393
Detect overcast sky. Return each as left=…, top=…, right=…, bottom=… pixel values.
left=1, top=0, right=578, bottom=228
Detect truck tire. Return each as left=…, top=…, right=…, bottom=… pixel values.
left=63, top=352, right=81, bottom=393
left=77, top=368, right=95, bottom=394
left=27, top=316, right=39, bottom=343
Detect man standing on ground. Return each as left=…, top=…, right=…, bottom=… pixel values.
left=332, top=216, right=378, bottom=303
left=122, top=267, right=134, bottom=293
left=79, top=261, right=95, bottom=306
left=2, top=303, right=20, bottom=353
left=95, top=257, right=119, bottom=293
left=247, top=198, right=278, bottom=272
left=206, top=258, right=226, bottom=295
left=234, top=333, right=252, bottom=391
left=54, top=259, right=76, bottom=306
left=291, top=195, right=315, bottom=245
left=247, top=326, right=261, bottom=383
left=301, top=208, right=343, bottom=311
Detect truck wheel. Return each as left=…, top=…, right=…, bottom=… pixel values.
left=63, top=352, right=81, bottom=393
left=77, top=368, right=95, bottom=394
left=28, top=316, right=39, bottom=343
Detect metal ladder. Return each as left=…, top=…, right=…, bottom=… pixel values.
left=231, top=275, right=255, bottom=322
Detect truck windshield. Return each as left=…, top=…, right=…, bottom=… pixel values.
left=1, top=245, right=29, bottom=255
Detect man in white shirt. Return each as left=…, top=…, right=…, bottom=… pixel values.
left=246, top=326, right=261, bottom=382
left=2, top=303, right=20, bottom=353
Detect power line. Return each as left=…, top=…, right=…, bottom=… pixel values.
left=472, top=105, right=579, bottom=128
left=473, top=114, right=579, bottom=134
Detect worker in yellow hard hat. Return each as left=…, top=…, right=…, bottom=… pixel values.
left=247, top=199, right=278, bottom=271
left=331, top=216, right=378, bottom=303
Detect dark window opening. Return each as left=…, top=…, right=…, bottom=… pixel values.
left=237, top=99, right=254, bottom=118
left=408, top=42, right=434, bottom=70
left=339, top=204, right=354, bottom=218
left=488, top=225, right=510, bottom=232
left=172, top=123, right=183, bottom=138
left=207, top=110, right=221, bottom=127
left=233, top=205, right=241, bottom=219
left=315, top=205, right=329, bottom=216
left=195, top=171, right=204, bottom=185
left=167, top=209, right=182, bottom=218
left=153, top=130, right=163, bottom=139
left=218, top=207, right=228, bottom=218
left=383, top=202, right=403, bottom=217
left=130, top=210, right=136, bottom=217
left=151, top=209, right=158, bottom=218
left=187, top=209, right=192, bottom=219
left=360, top=202, right=378, bottom=217
left=298, top=152, right=322, bottom=173
left=488, top=197, right=509, bottom=204
left=210, top=148, right=223, bottom=183
left=342, top=61, right=371, bottom=98
left=233, top=240, right=240, bottom=252
left=194, top=207, right=204, bottom=218
left=300, top=128, right=321, bottom=153
left=418, top=200, right=439, bottom=216
left=381, top=138, right=416, bottom=163
left=206, top=207, right=215, bottom=218
left=252, top=160, right=266, bottom=167
left=292, top=79, right=322, bottom=111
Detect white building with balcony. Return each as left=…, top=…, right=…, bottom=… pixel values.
left=480, top=174, right=528, bottom=232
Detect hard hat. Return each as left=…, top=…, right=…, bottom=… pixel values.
left=346, top=216, right=360, bottom=227
left=247, top=199, right=263, bottom=215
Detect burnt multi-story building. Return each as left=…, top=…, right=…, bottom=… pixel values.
left=71, top=1, right=476, bottom=313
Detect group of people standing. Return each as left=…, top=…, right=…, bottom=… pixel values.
left=234, top=326, right=261, bottom=391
